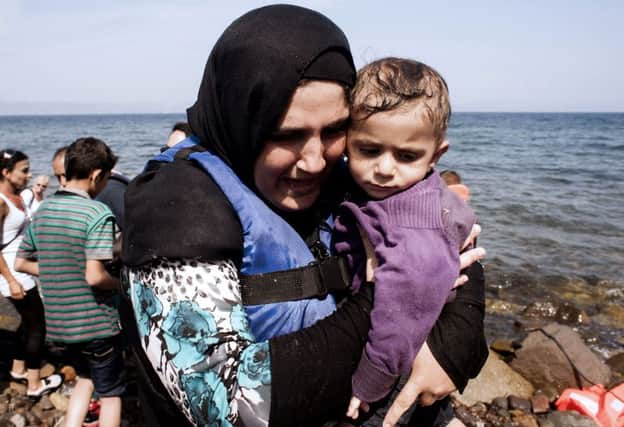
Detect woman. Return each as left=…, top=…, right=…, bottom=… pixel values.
left=0, top=149, right=62, bottom=398
left=122, top=5, right=487, bottom=426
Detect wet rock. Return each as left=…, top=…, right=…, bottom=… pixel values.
left=522, top=301, right=589, bottom=325
left=523, top=301, right=558, bottom=319
left=490, top=339, right=518, bottom=355
left=606, top=352, right=624, bottom=375
left=531, top=394, right=550, bottom=414
left=510, top=410, right=539, bottom=427
left=454, top=405, right=479, bottom=426
left=454, top=350, right=534, bottom=406
left=533, top=384, right=560, bottom=402
left=486, top=298, right=524, bottom=316
left=510, top=323, right=611, bottom=392
left=554, top=303, right=590, bottom=325
left=592, top=304, right=624, bottom=329
left=538, top=410, right=599, bottom=426
left=492, top=396, right=509, bottom=410
left=508, top=395, right=531, bottom=411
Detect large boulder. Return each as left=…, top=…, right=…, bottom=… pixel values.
left=454, top=350, right=534, bottom=406
left=510, top=323, right=611, bottom=393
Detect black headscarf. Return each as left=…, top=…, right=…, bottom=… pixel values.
left=187, top=4, right=355, bottom=186
left=124, top=5, right=355, bottom=266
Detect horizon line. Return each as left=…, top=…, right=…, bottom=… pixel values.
left=1, top=111, right=623, bottom=118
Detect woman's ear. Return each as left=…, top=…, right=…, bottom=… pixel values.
left=429, top=140, right=449, bottom=169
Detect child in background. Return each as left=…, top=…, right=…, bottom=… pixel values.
left=333, top=58, right=476, bottom=425
left=440, top=170, right=471, bottom=202
left=15, top=137, right=125, bottom=427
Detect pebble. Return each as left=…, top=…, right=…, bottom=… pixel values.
left=508, top=395, right=531, bottom=412
left=9, top=413, right=26, bottom=427
left=531, top=394, right=550, bottom=414
left=490, top=339, right=517, bottom=355
left=49, top=391, right=69, bottom=412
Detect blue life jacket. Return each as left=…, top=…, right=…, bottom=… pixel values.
left=153, top=138, right=337, bottom=341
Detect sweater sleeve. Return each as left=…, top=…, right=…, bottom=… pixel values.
left=346, top=206, right=461, bottom=403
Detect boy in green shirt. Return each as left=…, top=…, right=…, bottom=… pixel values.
left=16, top=137, right=124, bottom=427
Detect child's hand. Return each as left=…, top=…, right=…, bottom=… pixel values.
left=346, top=395, right=369, bottom=420
left=453, top=224, right=485, bottom=289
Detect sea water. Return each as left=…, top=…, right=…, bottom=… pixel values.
left=1, top=112, right=623, bottom=348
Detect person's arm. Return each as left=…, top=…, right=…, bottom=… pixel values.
left=13, top=257, right=38, bottom=277
left=127, top=258, right=272, bottom=426
left=85, top=259, right=119, bottom=290
left=0, top=200, right=25, bottom=299
left=85, top=211, right=118, bottom=290
left=269, top=283, right=373, bottom=426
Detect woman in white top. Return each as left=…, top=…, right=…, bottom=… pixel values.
left=0, top=149, right=61, bottom=398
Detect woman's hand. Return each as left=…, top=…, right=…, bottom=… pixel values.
left=9, top=278, right=25, bottom=300
left=382, top=342, right=455, bottom=427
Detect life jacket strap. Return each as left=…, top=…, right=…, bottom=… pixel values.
left=240, top=255, right=352, bottom=305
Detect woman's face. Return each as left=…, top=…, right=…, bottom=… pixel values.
left=254, top=80, right=349, bottom=211
left=2, top=159, right=31, bottom=192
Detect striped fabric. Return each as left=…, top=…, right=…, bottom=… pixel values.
left=18, top=191, right=120, bottom=343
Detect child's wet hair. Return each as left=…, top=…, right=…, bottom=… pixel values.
left=351, top=57, right=451, bottom=143
left=64, top=137, right=117, bottom=181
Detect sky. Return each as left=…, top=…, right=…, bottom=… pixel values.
left=0, top=0, right=623, bottom=114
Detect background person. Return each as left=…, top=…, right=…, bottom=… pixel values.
left=20, top=174, right=50, bottom=213
left=51, top=145, right=128, bottom=229
left=164, top=121, right=192, bottom=150
left=122, top=5, right=487, bottom=426
left=16, top=138, right=125, bottom=427
left=52, top=146, right=67, bottom=187
left=0, top=149, right=62, bottom=399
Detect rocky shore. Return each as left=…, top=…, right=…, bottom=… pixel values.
left=1, top=265, right=623, bottom=427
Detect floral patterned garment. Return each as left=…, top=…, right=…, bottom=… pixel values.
left=127, top=258, right=271, bottom=427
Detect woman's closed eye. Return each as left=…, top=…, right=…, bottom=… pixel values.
left=269, top=130, right=305, bottom=144
left=321, top=121, right=349, bottom=140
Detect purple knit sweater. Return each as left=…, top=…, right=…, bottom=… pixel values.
left=333, top=171, right=476, bottom=403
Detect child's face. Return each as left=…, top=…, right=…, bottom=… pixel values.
left=347, top=103, right=446, bottom=200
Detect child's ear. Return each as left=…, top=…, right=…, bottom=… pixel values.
left=89, top=169, right=103, bottom=183
left=429, top=140, right=449, bottom=169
